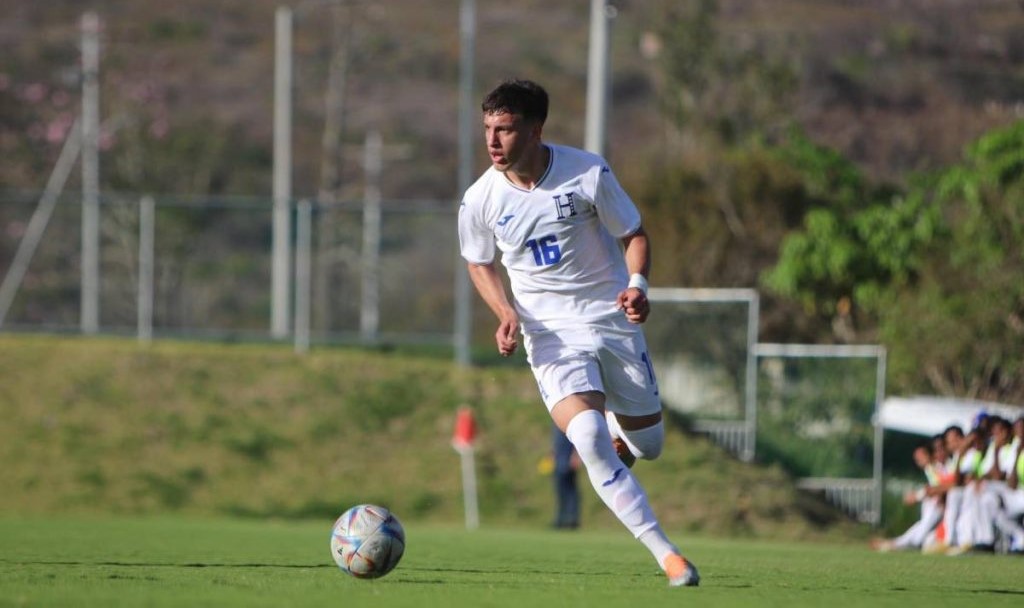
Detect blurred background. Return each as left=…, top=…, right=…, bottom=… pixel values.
left=1, top=0, right=1023, bottom=533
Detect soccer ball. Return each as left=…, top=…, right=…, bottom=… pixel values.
left=330, top=504, right=406, bottom=579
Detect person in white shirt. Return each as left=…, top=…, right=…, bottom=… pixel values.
left=458, top=79, right=698, bottom=587
left=949, top=426, right=989, bottom=553
left=979, top=417, right=1024, bottom=552
left=1003, top=417, right=1024, bottom=553
left=934, top=425, right=968, bottom=552
left=872, top=443, right=943, bottom=552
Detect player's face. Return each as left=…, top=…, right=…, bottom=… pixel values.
left=944, top=430, right=960, bottom=451
left=912, top=447, right=930, bottom=469
left=483, top=111, right=540, bottom=173
left=993, top=423, right=1010, bottom=445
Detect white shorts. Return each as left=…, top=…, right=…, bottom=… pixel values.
left=522, top=316, right=661, bottom=416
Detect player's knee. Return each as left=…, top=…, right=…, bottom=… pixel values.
left=564, top=409, right=608, bottom=457
left=623, top=421, right=664, bottom=461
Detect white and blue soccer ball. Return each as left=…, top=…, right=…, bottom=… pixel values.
left=330, top=504, right=406, bottom=579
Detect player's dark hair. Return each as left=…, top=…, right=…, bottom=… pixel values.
left=481, top=79, right=549, bottom=125
left=943, top=424, right=963, bottom=437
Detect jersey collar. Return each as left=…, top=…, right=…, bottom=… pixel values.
left=502, top=144, right=553, bottom=192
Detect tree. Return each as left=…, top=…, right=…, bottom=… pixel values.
left=763, top=121, right=1024, bottom=401
left=761, top=133, right=921, bottom=331
left=636, top=0, right=807, bottom=299
left=882, top=122, right=1024, bottom=400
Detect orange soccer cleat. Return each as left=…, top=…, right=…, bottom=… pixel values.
left=663, top=553, right=700, bottom=587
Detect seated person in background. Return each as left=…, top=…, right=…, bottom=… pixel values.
left=936, top=425, right=968, bottom=552
left=872, top=443, right=942, bottom=552
left=1002, top=417, right=1024, bottom=553
left=980, top=416, right=1024, bottom=552
left=921, top=433, right=956, bottom=552
left=948, top=424, right=989, bottom=554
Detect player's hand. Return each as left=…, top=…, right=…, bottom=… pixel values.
left=495, top=316, right=519, bottom=356
left=616, top=287, right=650, bottom=324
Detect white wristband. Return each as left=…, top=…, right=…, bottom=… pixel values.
left=628, top=273, right=648, bottom=294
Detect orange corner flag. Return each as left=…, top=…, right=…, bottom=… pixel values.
left=452, top=406, right=477, bottom=452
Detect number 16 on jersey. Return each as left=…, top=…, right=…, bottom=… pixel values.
left=526, top=235, right=562, bottom=266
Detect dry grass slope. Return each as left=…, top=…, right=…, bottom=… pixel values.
left=0, top=334, right=867, bottom=542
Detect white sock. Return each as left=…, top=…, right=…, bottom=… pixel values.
left=639, top=525, right=680, bottom=567
left=565, top=410, right=666, bottom=546
left=605, top=411, right=665, bottom=460
left=605, top=409, right=623, bottom=440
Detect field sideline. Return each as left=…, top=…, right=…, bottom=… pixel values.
left=1, top=516, right=1021, bottom=607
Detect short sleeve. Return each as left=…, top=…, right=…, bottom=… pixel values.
left=458, top=200, right=495, bottom=264
left=593, top=164, right=642, bottom=238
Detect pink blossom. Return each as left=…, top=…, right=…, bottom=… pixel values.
left=46, top=113, right=75, bottom=143
left=21, top=82, right=48, bottom=103
left=99, top=130, right=116, bottom=150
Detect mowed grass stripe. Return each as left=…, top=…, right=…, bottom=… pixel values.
left=0, top=517, right=1021, bottom=608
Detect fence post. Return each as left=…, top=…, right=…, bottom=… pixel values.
left=272, top=6, right=293, bottom=339
left=137, top=195, right=155, bottom=343
left=453, top=0, right=476, bottom=366
left=360, top=131, right=382, bottom=343
left=0, top=120, right=81, bottom=328
left=294, top=199, right=313, bottom=354
left=81, top=11, right=101, bottom=334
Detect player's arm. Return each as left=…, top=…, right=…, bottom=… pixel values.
left=988, top=437, right=1008, bottom=481
left=466, top=262, right=519, bottom=356
left=616, top=226, right=651, bottom=324
left=1006, top=444, right=1022, bottom=490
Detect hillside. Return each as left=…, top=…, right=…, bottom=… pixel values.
left=4, top=0, right=1023, bottom=351
left=2, top=0, right=1022, bottom=196
left=0, top=334, right=867, bottom=541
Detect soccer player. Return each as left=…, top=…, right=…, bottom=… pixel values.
left=978, top=416, right=1024, bottom=551
left=933, top=425, right=968, bottom=552
left=948, top=426, right=988, bottom=553
left=872, top=443, right=942, bottom=552
left=1002, top=417, right=1024, bottom=553
left=458, top=79, right=699, bottom=587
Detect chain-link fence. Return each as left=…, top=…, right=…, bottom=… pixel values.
left=0, top=192, right=477, bottom=346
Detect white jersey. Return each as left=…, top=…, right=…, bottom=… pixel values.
left=458, top=144, right=641, bottom=332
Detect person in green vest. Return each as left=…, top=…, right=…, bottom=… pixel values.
left=987, top=416, right=1024, bottom=553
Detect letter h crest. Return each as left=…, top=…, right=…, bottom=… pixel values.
left=552, top=192, right=577, bottom=220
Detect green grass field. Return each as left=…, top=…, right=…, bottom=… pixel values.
left=1, top=516, right=1021, bottom=608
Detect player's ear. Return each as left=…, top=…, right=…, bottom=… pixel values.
left=530, top=120, right=544, bottom=140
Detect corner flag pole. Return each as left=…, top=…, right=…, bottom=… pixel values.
left=452, top=405, right=479, bottom=530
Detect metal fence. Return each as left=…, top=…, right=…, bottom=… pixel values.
left=3, top=195, right=900, bottom=524
left=0, top=192, right=473, bottom=347
left=644, top=288, right=887, bottom=525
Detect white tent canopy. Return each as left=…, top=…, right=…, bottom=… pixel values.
left=879, top=395, right=1024, bottom=437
